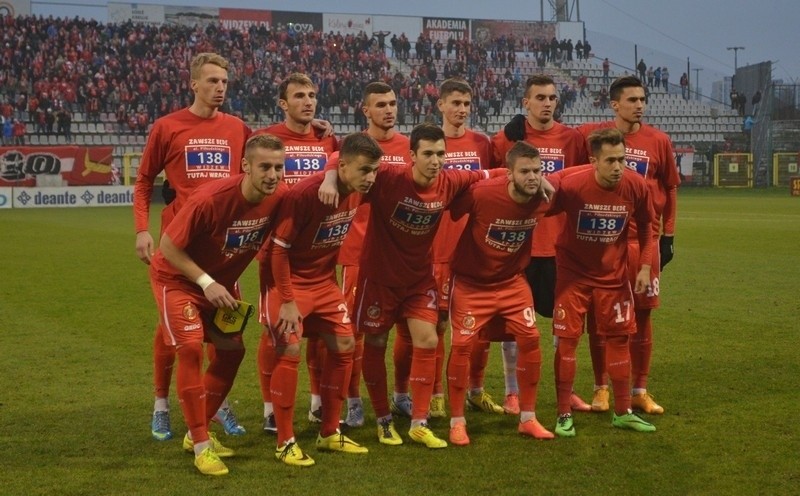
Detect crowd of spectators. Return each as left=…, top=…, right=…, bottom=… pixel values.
left=0, top=14, right=604, bottom=138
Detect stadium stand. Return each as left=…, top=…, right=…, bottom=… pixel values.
left=0, top=14, right=745, bottom=168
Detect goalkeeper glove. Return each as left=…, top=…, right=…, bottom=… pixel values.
left=503, top=114, right=527, bottom=142
left=161, top=180, right=176, bottom=205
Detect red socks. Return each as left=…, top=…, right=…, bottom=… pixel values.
left=409, top=346, right=436, bottom=421
left=320, top=351, right=353, bottom=437
left=446, top=344, right=471, bottom=418
left=630, top=309, right=653, bottom=390
left=554, top=336, right=579, bottom=415
left=606, top=335, right=632, bottom=414
left=363, top=342, right=390, bottom=418
left=175, top=342, right=207, bottom=444
left=271, top=354, right=300, bottom=445
left=257, top=333, right=276, bottom=402
left=153, top=324, right=175, bottom=398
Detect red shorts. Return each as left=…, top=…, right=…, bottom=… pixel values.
left=355, top=275, right=439, bottom=334
left=627, top=239, right=661, bottom=309
left=151, top=280, right=243, bottom=347
left=262, top=279, right=352, bottom=346
left=449, top=273, right=539, bottom=346
left=433, top=262, right=451, bottom=312
left=552, top=280, right=636, bottom=338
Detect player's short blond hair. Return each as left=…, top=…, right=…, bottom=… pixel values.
left=245, top=133, right=284, bottom=160
left=190, top=53, right=229, bottom=80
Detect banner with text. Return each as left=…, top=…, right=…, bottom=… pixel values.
left=108, top=2, right=165, bottom=25
left=164, top=5, right=219, bottom=28
left=218, top=8, right=272, bottom=31
left=0, top=146, right=115, bottom=187
left=471, top=20, right=556, bottom=45
left=12, top=186, right=134, bottom=208
left=322, top=13, right=373, bottom=36
left=423, top=17, right=470, bottom=43
left=272, top=11, right=323, bottom=36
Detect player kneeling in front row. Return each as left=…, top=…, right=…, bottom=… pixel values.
left=549, top=128, right=656, bottom=437
left=446, top=141, right=555, bottom=445
left=261, top=133, right=383, bottom=466
left=148, top=134, right=287, bottom=475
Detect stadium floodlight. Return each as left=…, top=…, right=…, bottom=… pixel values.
left=727, top=46, right=745, bottom=85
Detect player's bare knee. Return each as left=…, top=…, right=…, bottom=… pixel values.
left=277, top=343, right=301, bottom=358
left=331, top=335, right=355, bottom=353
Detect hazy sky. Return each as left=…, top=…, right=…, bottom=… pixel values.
left=36, top=0, right=800, bottom=85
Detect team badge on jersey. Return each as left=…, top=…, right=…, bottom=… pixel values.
left=367, top=304, right=381, bottom=320
left=462, top=314, right=476, bottom=330
left=441, top=280, right=450, bottom=296
left=554, top=306, right=566, bottom=321
left=183, top=304, right=198, bottom=321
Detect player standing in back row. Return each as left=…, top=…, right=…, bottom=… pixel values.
left=577, top=76, right=679, bottom=415
left=134, top=52, right=250, bottom=441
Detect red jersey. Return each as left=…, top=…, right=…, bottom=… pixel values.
left=549, top=166, right=654, bottom=288
left=492, top=120, right=589, bottom=257
left=252, top=122, right=338, bottom=187
left=337, top=132, right=411, bottom=266
left=449, top=176, right=550, bottom=283
left=360, top=165, right=494, bottom=288
left=432, top=129, right=493, bottom=263
left=150, top=175, right=286, bottom=292
left=263, top=168, right=362, bottom=301
left=578, top=121, right=680, bottom=237
left=133, top=108, right=251, bottom=233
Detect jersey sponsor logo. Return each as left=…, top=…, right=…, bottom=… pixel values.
left=443, top=159, right=481, bottom=170
left=184, top=145, right=232, bottom=178
left=625, top=149, right=650, bottom=177
left=223, top=217, right=270, bottom=254
left=444, top=151, right=482, bottom=171
left=486, top=222, right=534, bottom=252
left=183, top=304, right=198, bottom=320
left=312, top=209, right=357, bottom=248
left=283, top=150, right=328, bottom=184
left=382, top=155, right=407, bottom=167
left=576, top=210, right=628, bottom=243
left=540, top=153, right=565, bottom=174
left=390, top=201, right=443, bottom=235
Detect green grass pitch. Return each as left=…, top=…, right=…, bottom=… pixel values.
left=1, top=187, right=797, bottom=495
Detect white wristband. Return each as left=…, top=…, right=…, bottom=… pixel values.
left=195, top=273, right=215, bottom=291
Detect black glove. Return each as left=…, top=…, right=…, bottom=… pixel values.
left=503, top=113, right=526, bottom=142
left=161, top=179, right=176, bottom=205
left=659, top=235, right=674, bottom=271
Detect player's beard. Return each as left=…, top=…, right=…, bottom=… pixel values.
left=513, top=179, right=538, bottom=199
